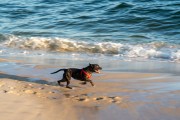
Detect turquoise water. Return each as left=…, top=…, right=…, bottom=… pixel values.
left=0, top=0, right=179, bottom=62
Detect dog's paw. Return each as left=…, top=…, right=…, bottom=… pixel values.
left=66, top=86, right=73, bottom=89
left=57, top=81, right=63, bottom=86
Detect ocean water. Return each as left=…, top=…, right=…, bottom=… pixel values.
left=0, top=0, right=180, bottom=63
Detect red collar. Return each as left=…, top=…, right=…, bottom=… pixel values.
left=81, top=69, right=92, bottom=79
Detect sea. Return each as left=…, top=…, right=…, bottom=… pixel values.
left=0, top=0, right=180, bottom=73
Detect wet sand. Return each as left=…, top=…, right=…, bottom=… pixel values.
left=0, top=58, right=180, bottom=120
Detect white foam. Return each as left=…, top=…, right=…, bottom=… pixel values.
left=0, top=35, right=180, bottom=63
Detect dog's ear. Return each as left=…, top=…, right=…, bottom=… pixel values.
left=89, top=63, right=93, bottom=67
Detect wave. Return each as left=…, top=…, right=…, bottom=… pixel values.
left=0, top=35, right=179, bottom=63
left=110, top=2, right=133, bottom=11
left=2, top=35, right=121, bottom=54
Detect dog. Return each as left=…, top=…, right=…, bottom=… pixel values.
left=51, top=63, right=102, bottom=89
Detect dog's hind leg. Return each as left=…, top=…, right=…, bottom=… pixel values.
left=57, top=69, right=72, bottom=89
left=66, top=80, right=72, bottom=89
left=57, top=78, right=66, bottom=86
left=65, top=69, right=73, bottom=89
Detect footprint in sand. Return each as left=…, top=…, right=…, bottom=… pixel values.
left=47, top=97, right=58, bottom=100
left=3, top=90, right=21, bottom=95
left=72, top=95, right=89, bottom=102
left=67, top=94, right=122, bottom=104
left=49, top=90, right=60, bottom=94
left=77, top=97, right=89, bottom=102
left=108, top=96, right=122, bottom=103
left=39, top=87, right=44, bottom=90
left=3, top=90, right=8, bottom=93
left=64, top=93, right=71, bottom=98
left=92, top=96, right=122, bottom=104
left=94, top=97, right=106, bottom=101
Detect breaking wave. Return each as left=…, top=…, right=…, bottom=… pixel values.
left=0, top=35, right=180, bottom=63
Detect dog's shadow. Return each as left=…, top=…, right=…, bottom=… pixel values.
left=0, top=73, right=82, bottom=88
left=0, top=73, right=58, bottom=86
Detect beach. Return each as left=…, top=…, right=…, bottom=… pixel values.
left=0, top=0, right=179, bottom=119
left=0, top=58, right=180, bottom=120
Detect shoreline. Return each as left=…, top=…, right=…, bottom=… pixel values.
left=0, top=57, right=180, bottom=120
left=1, top=56, right=180, bottom=74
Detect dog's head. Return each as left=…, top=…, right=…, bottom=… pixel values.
left=87, top=63, right=102, bottom=73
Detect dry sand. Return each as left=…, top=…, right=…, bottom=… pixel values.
left=0, top=58, right=180, bottom=120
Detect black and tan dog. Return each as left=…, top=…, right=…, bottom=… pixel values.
left=51, top=63, right=102, bottom=89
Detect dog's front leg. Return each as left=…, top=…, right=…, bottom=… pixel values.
left=86, top=79, right=94, bottom=86
left=90, top=80, right=95, bottom=86
left=81, top=79, right=95, bottom=87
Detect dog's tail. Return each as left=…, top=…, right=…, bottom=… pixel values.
left=51, top=69, right=65, bottom=74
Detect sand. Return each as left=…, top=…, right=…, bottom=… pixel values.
left=0, top=58, right=180, bottom=120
